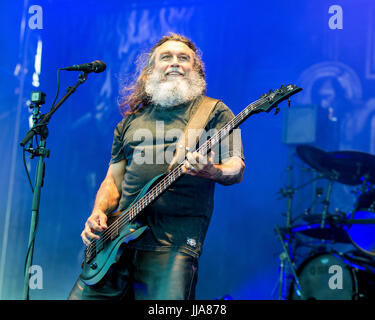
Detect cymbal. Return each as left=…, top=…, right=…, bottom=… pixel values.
left=296, top=145, right=375, bottom=185
left=296, top=145, right=332, bottom=176
left=327, top=151, right=375, bottom=185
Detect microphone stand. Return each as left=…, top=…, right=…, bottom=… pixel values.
left=21, top=72, right=88, bottom=300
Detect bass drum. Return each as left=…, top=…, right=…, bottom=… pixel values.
left=347, top=190, right=375, bottom=256
left=289, top=252, right=375, bottom=300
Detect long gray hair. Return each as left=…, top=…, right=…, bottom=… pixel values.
left=118, top=33, right=206, bottom=116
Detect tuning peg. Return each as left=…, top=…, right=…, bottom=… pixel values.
left=274, top=107, right=280, bottom=115
left=280, top=84, right=284, bottom=89
left=268, top=89, right=273, bottom=94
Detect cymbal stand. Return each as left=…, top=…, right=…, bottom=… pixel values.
left=274, top=224, right=304, bottom=299
left=309, top=170, right=319, bottom=215
left=275, top=148, right=328, bottom=299
left=320, top=179, right=333, bottom=229
left=276, top=181, right=293, bottom=300
left=275, top=147, right=303, bottom=299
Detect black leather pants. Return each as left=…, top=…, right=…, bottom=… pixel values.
left=68, top=247, right=198, bottom=300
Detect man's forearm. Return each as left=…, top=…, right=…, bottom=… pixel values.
left=93, top=178, right=121, bottom=214
left=189, top=156, right=245, bottom=185
left=211, top=157, right=245, bottom=185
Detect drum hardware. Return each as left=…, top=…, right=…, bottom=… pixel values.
left=288, top=251, right=375, bottom=300
left=274, top=224, right=304, bottom=300
left=276, top=186, right=294, bottom=230
left=341, top=176, right=375, bottom=256
left=346, top=218, right=375, bottom=224
left=290, top=213, right=352, bottom=243
left=320, top=179, right=333, bottom=229
left=274, top=147, right=301, bottom=299
left=308, top=186, right=323, bottom=214
left=277, top=173, right=328, bottom=226
left=277, top=145, right=375, bottom=299
left=346, top=186, right=375, bottom=257
left=342, top=249, right=375, bottom=267
left=275, top=146, right=338, bottom=299
left=326, top=151, right=375, bottom=186
left=277, top=148, right=326, bottom=230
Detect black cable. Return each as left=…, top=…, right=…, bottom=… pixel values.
left=23, top=146, right=34, bottom=193
left=50, top=68, right=62, bottom=110
left=23, top=213, right=39, bottom=275
left=22, top=137, right=39, bottom=281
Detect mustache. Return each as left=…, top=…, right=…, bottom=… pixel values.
left=147, top=68, right=186, bottom=82
left=164, top=67, right=185, bottom=77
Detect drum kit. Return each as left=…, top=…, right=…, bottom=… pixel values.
left=275, top=145, right=375, bottom=300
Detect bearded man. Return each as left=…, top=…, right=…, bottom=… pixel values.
left=68, top=33, right=245, bottom=300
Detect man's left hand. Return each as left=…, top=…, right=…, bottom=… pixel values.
left=182, top=151, right=219, bottom=178
left=182, top=151, right=245, bottom=185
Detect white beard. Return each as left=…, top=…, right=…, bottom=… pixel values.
left=145, top=69, right=206, bottom=107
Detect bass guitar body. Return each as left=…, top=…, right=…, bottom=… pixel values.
left=80, top=173, right=165, bottom=285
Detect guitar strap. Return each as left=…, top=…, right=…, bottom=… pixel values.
left=168, top=96, right=220, bottom=171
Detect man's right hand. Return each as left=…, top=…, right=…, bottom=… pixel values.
left=81, top=209, right=108, bottom=246
left=80, top=161, right=125, bottom=247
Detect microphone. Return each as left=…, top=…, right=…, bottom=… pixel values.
left=61, top=60, right=106, bottom=73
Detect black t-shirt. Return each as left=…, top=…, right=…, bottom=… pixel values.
left=109, top=96, right=244, bottom=258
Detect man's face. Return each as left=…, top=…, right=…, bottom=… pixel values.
left=152, top=40, right=195, bottom=80
left=145, top=40, right=205, bottom=107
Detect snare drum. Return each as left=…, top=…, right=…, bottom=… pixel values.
left=289, top=251, right=375, bottom=300
left=290, top=213, right=351, bottom=243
